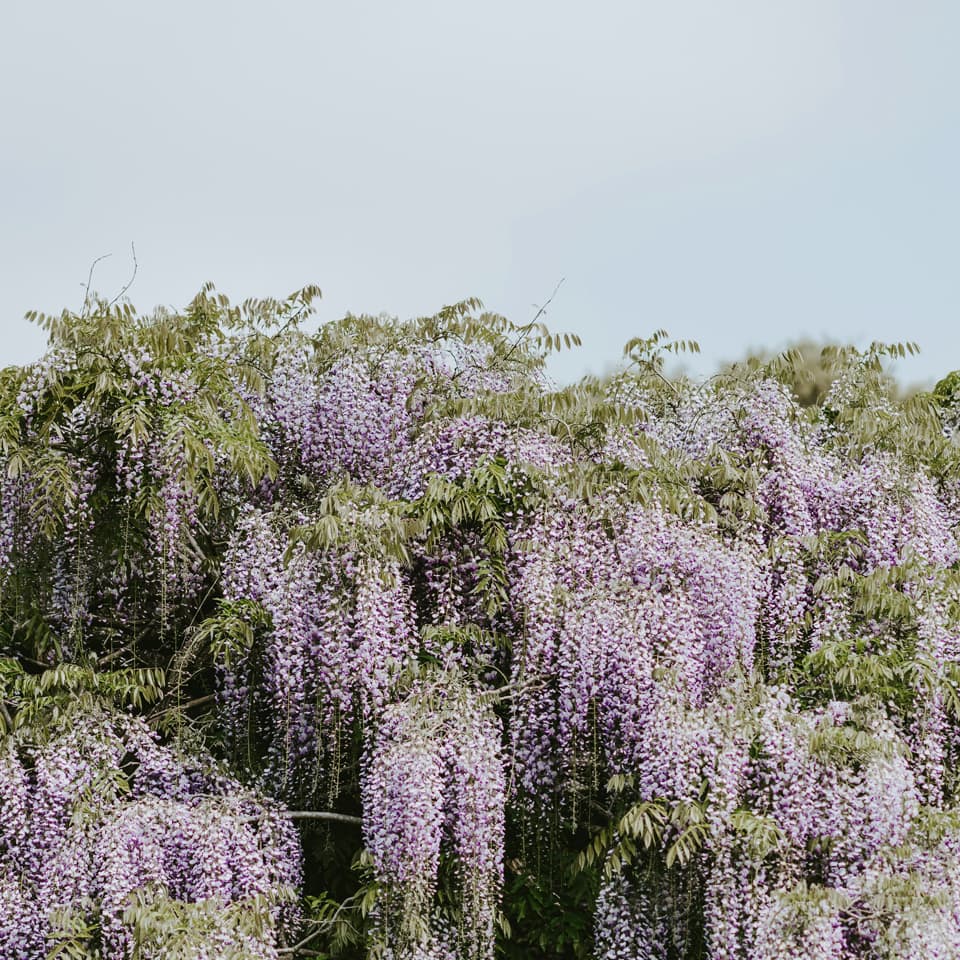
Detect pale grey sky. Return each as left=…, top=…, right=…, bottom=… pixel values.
left=2, top=1, right=958, bottom=385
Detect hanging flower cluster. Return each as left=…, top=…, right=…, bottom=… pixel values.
left=588, top=685, right=960, bottom=959
left=219, top=502, right=418, bottom=796
left=361, top=676, right=505, bottom=960
left=0, top=708, right=301, bottom=959
left=509, top=500, right=763, bottom=797
left=259, top=330, right=530, bottom=495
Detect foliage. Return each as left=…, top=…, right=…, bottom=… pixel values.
left=2, top=284, right=960, bottom=958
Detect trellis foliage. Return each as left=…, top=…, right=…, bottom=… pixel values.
left=1, top=286, right=960, bottom=959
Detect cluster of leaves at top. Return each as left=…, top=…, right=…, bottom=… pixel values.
left=1, top=284, right=960, bottom=960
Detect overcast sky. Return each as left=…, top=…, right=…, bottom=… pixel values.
left=2, top=1, right=958, bottom=386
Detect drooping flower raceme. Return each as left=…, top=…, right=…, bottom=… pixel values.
left=362, top=677, right=505, bottom=960
left=0, top=709, right=301, bottom=960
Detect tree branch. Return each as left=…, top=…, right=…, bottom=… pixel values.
left=282, top=810, right=363, bottom=825
left=240, top=807, right=363, bottom=827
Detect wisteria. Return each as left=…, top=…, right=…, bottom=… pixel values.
left=219, top=502, right=418, bottom=796
left=508, top=501, right=762, bottom=797
left=0, top=708, right=300, bottom=959
left=361, top=676, right=505, bottom=960
left=3, top=291, right=960, bottom=958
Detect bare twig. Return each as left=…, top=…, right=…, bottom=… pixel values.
left=109, top=242, right=139, bottom=306
left=81, top=253, right=112, bottom=314
left=500, top=277, right=565, bottom=368
left=529, top=276, right=565, bottom=329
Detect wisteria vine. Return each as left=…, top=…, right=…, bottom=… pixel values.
left=2, top=291, right=960, bottom=958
